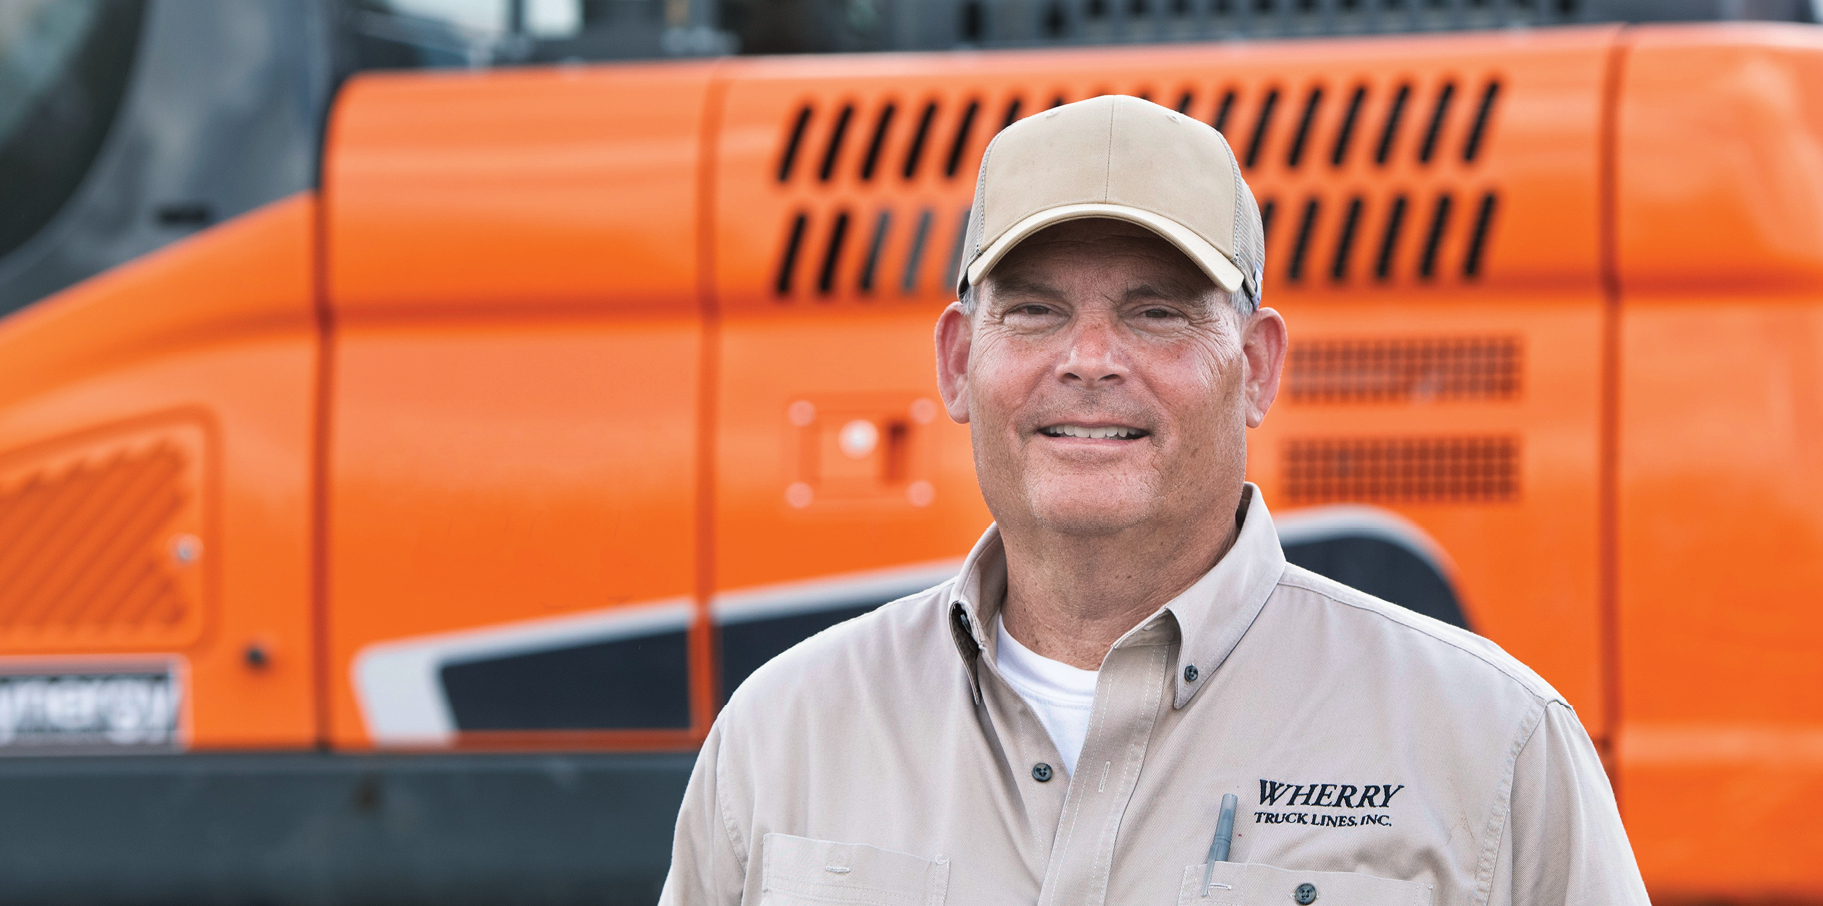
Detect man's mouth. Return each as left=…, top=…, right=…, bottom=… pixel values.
left=1039, top=424, right=1148, bottom=440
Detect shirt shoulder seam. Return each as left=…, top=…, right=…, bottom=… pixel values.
left=1275, top=569, right=1561, bottom=706
left=714, top=735, right=749, bottom=874
left=1474, top=697, right=1550, bottom=906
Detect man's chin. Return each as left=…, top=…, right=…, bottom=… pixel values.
left=1031, top=509, right=1150, bottom=537
left=1024, top=485, right=1155, bottom=537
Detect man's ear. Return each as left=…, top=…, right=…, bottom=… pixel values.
left=1241, top=306, right=1288, bottom=429
left=934, top=301, right=973, bottom=425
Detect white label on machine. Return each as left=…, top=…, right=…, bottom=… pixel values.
left=0, top=663, right=182, bottom=752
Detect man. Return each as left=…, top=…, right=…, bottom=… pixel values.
left=661, top=95, right=1647, bottom=905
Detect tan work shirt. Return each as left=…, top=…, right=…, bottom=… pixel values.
left=661, top=487, right=1648, bottom=905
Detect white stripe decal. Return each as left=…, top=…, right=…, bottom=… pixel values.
left=353, top=560, right=965, bottom=747
left=353, top=598, right=694, bottom=747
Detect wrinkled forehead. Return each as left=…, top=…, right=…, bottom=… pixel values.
left=983, top=218, right=1221, bottom=303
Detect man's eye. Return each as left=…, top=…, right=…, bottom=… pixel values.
left=1012, top=304, right=1052, bottom=316
left=1141, top=308, right=1176, bottom=319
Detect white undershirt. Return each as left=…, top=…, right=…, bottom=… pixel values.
left=995, top=613, right=1099, bottom=776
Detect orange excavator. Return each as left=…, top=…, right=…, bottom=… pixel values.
left=2, top=0, right=1821, bottom=902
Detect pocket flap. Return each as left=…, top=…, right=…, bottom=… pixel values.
left=1179, top=862, right=1432, bottom=906
left=761, top=833, right=950, bottom=906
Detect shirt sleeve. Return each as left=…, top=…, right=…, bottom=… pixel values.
left=658, top=720, right=747, bottom=906
left=1488, top=700, right=1650, bottom=906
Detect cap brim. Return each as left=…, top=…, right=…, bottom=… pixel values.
left=960, top=203, right=1247, bottom=296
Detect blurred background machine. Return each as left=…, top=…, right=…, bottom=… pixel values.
left=3, top=0, right=1823, bottom=903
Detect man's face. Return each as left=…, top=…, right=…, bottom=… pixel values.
left=935, top=218, right=1285, bottom=539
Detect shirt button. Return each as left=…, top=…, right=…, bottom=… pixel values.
left=1031, top=762, right=1053, bottom=782
left=1184, top=664, right=1199, bottom=683
left=1294, top=882, right=1318, bottom=904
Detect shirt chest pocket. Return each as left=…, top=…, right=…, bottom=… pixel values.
left=1176, top=862, right=1432, bottom=906
left=760, top=833, right=950, bottom=906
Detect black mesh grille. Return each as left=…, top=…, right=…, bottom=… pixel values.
left=1284, top=436, right=1520, bottom=505
left=1288, top=336, right=1522, bottom=404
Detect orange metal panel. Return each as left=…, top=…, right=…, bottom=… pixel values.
left=1618, top=24, right=1823, bottom=296
left=327, top=64, right=712, bottom=315
left=710, top=310, right=984, bottom=593
left=321, top=66, right=712, bottom=748
left=0, top=195, right=318, bottom=749
left=1615, top=26, right=1823, bottom=899
left=324, top=316, right=702, bottom=748
left=1616, top=300, right=1823, bottom=900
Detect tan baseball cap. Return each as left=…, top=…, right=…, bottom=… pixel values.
left=956, top=94, right=1265, bottom=310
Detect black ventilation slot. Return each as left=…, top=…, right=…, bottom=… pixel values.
left=819, top=104, right=854, bottom=182
left=860, top=103, right=896, bottom=181
left=1331, top=196, right=1363, bottom=282
left=1419, top=193, right=1453, bottom=279
left=1260, top=198, right=1277, bottom=245
left=1288, top=198, right=1320, bottom=283
left=1375, top=84, right=1409, bottom=166
left=1176, top=90, right=1195, bottom=114
left=1419, top=82, right=1455, bottom=165
left=860, top=211, right=891, bottom=293
left=775, top=213, right=808, bottom=296
left=1245, top=88, right=1279, bottom=169
left=818, top=211, right=850, bottom=295
left=1287, top=86, right=1323, bottom=169
left=1002, top=96, right=1023, bottom=129
left=1375, top=195, right=1407, bottom=280
left=1332, top=85, right=1365, bottom=167
left=945, top=100, right=981, bottom=178
left=1050, top=94, right=1067, bottom=109
left=903, top=209, right=934, bottom=293
left=778, top=105, right=813, bottom=183
left=1212, top=89, right=1236, bottom=134
left=1462, top=80, right=1499, bottom=163
left=903, top=101, right=939, bottom=179
left=1464, top=192, right=1497, bottom=278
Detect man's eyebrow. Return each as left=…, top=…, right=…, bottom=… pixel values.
left=989, top=277, right=1067, bottom=303
left=1122, top=282, right=1217, bottom=313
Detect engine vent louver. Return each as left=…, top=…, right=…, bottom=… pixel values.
left=768, top=74, right=1502, bottom=299
left=1283, top=435, right=1520, bottom=505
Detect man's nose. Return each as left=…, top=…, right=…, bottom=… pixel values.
left=1057, top=312, right=1129, bottom=385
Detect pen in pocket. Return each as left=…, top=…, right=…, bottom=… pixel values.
left=1201, top=792, right=1238, bottom=896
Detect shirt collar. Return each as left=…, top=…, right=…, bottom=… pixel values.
left=947, top=483, right=1287, bottom=709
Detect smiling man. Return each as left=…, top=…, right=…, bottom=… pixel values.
left=661, top=96, right=1647, bottom=906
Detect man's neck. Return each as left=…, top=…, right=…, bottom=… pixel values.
left=997, top=513, right=1239, bottom=671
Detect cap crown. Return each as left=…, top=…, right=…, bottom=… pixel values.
left=959, top=94, right=1265, bottom=306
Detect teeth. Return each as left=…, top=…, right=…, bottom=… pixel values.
left=1046, top=425, right=1141, bottom=439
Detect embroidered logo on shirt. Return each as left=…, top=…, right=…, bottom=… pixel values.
left=1253, top=778, right=1404, bottom=828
